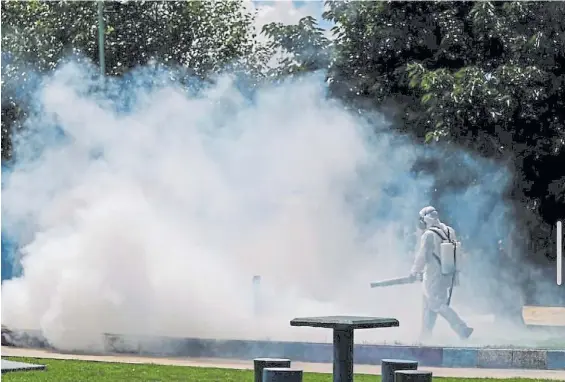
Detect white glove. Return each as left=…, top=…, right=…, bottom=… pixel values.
left=411, top=272, right=423, bottom=281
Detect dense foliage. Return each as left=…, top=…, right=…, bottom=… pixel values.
left=1, top=0, right=267, bottom=156
left=1, top=1, right=564, bottom=274
left=270, top=1, right=565, bottom=269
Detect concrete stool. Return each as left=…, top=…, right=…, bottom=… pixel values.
left=381, top=359, right=418, bottom=382
left=262, top=367, right=303, bottom=382
left=253, top=358, right=291, bottom=382
left=395, top=370, right=433, bottom=382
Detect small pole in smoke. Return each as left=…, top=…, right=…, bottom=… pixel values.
left=97, top=1, right=106, bottom=76
left=252, top=275, right=262, bottom=316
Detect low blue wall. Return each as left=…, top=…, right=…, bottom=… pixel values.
left=9, top=330, right=565, bottom=370
left=106, top=336, right=564, bottom=370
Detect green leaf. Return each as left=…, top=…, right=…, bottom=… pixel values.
left=421, top=93, right=434, bottom=104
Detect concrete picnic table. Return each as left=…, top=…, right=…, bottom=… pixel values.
left=290, top=315, right=399, bottom=382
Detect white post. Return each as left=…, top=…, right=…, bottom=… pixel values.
left=253, top=275, right=261, bottom=315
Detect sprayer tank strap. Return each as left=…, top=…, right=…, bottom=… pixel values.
left=425, top=227, right=457, bottom=306
left=426, top=226, right=455, bottom=267
left=427, top=226, right=452, bottom=243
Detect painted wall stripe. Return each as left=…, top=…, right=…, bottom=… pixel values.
left=547, top=350, right=565, bottom=370
left=442, top=348, right=477, bottom=368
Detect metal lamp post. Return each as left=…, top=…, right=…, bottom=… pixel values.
left=97, top=1, right=105, bottom=76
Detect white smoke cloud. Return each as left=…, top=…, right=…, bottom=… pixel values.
left=1, top=64, right=427, bottom=351
left=2, top=59, right=544, bottom=352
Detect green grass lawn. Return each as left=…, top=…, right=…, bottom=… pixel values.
left=1, top=357, right=556, bottom=382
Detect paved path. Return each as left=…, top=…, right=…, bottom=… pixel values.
left=3, top=346, right=565, bottom=380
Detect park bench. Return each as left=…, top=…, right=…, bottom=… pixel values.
left=522, top=305, right=565, bottom=327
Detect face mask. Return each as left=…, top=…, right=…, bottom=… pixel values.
left=418, top=216, right=427, bottom=230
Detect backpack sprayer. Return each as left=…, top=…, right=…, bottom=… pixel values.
left=369, top=226, right=460, bottom=304
left=370, top=274, right=420, bottom=288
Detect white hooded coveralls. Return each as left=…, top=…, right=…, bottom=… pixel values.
left=411, top=219, right=471, bottom=338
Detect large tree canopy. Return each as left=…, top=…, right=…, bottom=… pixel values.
left=1, top=1, right=564, bottom=273
left=1, top=0, right=268, bottom=159
left=1, top=0, right=260, bottom=77
left=268, top=1, right=565, bottom=268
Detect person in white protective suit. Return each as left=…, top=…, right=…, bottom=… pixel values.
left=410, top=206, right=474, bottom=340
